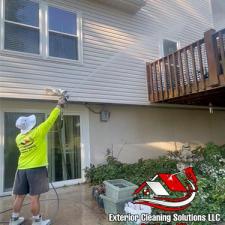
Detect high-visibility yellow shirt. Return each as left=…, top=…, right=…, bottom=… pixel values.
left=16, top=107, right=60, bottom=170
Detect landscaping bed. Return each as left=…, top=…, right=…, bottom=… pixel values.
left=86, top=143, right=225, bottom=225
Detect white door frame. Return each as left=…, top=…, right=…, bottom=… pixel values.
left=0, top=100, right=90, bottom=196
left=0, top=107, right=4, bottom=196
left=49, top=111, right=90, bottom=188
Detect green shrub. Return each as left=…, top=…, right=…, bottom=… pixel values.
left=169, top=143, right=225, bottom=224
left=188, top=143, right=225, bottom=223
left=85, top=156, right=177, bottom=186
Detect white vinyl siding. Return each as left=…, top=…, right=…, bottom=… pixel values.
left=211, top=0, right=225, bottom=30
left=0, top=0, right=213, bottom=105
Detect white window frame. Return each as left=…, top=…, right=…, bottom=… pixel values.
left=45, top=2, right=83, bottom=62
left=159, top=38, right=181, bottom=57
left=0, top=0, right=83, bottom=64
left=0, top=109, right=4, bottom=196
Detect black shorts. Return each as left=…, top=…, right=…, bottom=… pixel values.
left=13, top=167, right=49, bottom=196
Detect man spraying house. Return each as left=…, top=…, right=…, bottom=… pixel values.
left=9, top=98, right=65, bottom=225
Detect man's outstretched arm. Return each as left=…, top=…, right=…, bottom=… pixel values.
left=37, top=98, right=65, bottom=137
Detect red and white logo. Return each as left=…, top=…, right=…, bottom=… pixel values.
left=133, top=167, right=198, bottom=211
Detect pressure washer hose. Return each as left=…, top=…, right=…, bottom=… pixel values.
left=0, top=182, right=60, bottom=224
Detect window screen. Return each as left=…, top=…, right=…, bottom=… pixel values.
left=48, top=6, right=78, bottom=60
left=4, top=0, right=40, bottom=54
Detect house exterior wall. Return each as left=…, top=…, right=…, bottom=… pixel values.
left=89, top=104, right=225, bottom=164
left=0, top=0, right=213, bottom=105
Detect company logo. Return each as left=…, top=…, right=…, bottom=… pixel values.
left=133, top=167, right=198, bottom=211
left=19, top=136, right=36, bottom=152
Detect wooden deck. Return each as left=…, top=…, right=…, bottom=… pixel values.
left=146, top=28, right=225, bottom=106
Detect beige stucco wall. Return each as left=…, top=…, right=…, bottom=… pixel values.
left=1, top=99, right=225, bottom=167
left=89, top=105, right=225, bottom=165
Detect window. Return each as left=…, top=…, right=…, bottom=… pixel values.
left=4, top=0, right=40, bottom=54
left=1, top=0, right=81, bottom=61
left=162, top=39, right=178, bottom=57
left=48, top=6, right=78, bottom=60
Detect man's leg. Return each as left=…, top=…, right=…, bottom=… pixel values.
left=29, top=195, right=40, bottom=216
left=10, top=170, right=28, bottom=224
left=13, top=195, right=26, bottom=214
left=30, top=194, right=50, bottom=225
left=28, top=168, right=50, bottom=225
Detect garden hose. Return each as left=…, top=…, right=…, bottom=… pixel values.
left=0, top=182, right=59, bottom=224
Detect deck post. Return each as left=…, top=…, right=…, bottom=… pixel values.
left=204, top=29, right=220, bottom=87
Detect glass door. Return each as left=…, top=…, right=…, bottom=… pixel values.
left=48, top=115, right=81, bottom=182
left=3, top=112, right=82, bottom=193
left=4, top=112, right=45, bottom=192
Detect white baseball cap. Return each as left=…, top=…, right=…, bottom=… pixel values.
left=15, top=115, right=36, bottom=134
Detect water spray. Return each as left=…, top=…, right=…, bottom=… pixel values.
left=45, top=88, right=69, bottom=103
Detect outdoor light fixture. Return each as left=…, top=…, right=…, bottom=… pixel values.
left=100, top=110, right=110, bottom=122
left=84, top=103, right=111, bottom=122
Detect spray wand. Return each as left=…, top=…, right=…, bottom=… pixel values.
left=46, top=88, right=69, bottom=125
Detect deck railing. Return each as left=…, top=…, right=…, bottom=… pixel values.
left=146, top=28, right=225, bottom=102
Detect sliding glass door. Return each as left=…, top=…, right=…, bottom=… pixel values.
left=48, top=115, right=81, bottom=182
left=3, top=112, right=82, bottom=193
